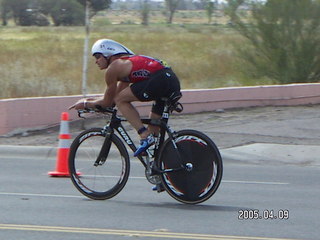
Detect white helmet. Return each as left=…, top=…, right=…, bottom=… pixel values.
left=91, top=39, right=134, bottom=58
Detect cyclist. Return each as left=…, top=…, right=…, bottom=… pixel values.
left=69, top=39, right=181, bottom=156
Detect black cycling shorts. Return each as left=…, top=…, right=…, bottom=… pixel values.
left=130, top=68, right=181, bottom=115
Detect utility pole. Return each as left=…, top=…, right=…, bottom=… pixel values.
left=82, top=0, right=90, bottom=98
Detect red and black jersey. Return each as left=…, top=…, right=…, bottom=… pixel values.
left=121, top=55, right=170, bottom=83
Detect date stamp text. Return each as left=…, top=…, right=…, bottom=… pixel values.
left=238, top=209, right=289, bottom=220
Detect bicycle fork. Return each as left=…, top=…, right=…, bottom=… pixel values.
left=94, top=127, right=113, bottom=166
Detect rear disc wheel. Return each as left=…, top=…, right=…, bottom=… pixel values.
left=158, top=129, right=223, bottom=204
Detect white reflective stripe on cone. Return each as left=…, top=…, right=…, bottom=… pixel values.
left=58, top=139, right=71, bottom=149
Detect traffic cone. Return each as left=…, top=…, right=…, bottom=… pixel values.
left=48, top=112, right=71, bottom=177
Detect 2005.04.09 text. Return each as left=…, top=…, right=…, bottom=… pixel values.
left=238, top=209, right=289, bottom=220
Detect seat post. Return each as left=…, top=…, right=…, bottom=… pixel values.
left=161, top=102, right=171, bottom=121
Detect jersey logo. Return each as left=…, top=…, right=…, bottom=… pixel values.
left=132, top=69, right=150, bottom=78
left=143, top=93, right=149, bottom=99
left=160, top=60, right=170, bottom=68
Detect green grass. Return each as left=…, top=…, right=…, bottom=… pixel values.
left=0, top=24, right=271, bottom=99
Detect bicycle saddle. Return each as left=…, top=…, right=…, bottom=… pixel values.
left=162, top=92, right=183, bottom=113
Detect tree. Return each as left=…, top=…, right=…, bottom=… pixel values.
left=0, top=0, right=48, bottom=26
left=206, top=1, right=214, bottom=24
left=3, top=0, right=28, bottom=25
left=0, top=0, right=7, bottom=25
left=226, top=0, right=320, bottom=84
left=50, top=0, right=85, bottom=26
left=1, top=0, right=111, bottom=26
left=165, top=0, right=179, bottom=24
left=141, top=0, right=150, bottom=26
left=77, top=0, right=111, bottom=18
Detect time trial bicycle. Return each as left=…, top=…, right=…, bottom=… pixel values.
left=68, top=93, right=223, bottom=204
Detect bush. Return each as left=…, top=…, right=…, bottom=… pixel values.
left=50, top=0, right=85, bottom=26
left=19, top=10, right=50, bottom=26
left=226, top=0, right=320, bottom=84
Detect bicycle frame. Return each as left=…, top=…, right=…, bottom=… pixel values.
left=71, top=95, right=222, bottom=204
left=95, top=102, right=185, bottom=173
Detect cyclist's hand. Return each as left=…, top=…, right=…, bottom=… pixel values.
left=69, top=99, right=86, bottom=110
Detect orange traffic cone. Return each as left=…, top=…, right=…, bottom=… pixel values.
left=48, top=112, right=71, bottom=177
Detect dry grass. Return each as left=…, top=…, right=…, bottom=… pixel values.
left=0, top=20, right=264, bottom=99
left=97, top=10, right=231, bottom=25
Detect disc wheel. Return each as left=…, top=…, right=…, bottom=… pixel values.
left=158, top=129, right=223, bottom=204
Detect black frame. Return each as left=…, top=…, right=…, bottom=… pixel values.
left=85, top=100, right=183, bottom=173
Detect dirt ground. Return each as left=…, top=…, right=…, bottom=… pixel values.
left=1, top=105, right=319, bottom=149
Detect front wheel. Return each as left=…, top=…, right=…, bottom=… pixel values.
left=158, top=129, right=223, bottom=204
left=68, top=128, right=130, bottom=200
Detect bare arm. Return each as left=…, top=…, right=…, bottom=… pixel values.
left=91, top=59, right=131, bottom=108
left=69, top=58, right=132, bottom=110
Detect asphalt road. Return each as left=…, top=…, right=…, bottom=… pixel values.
left=0, top=152, right=319, bottom=240
left=1, top=105, right=320, bottom=240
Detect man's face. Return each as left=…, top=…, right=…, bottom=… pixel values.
left=94, top=53, right=109, bottom=70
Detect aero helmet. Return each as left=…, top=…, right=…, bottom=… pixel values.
left=91, top=39, right=134, bottom=58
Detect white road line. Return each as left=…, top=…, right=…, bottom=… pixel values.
left=0, top=179, right=288, bottom=199
left=0, top=192, right=82, bottom=199
left=42, top=173, right=289, bottom=185
left=222, top=180, right=289, bottom=185
left=129, top=176, right=289, bottom=185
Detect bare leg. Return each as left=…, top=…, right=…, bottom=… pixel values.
left=148, top=112, right=161, bottom=136
left=115, top=87, right=150, bottom=139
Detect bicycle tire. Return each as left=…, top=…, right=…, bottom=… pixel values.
left=69, top=128, right=130, bottom=200
left=158, top=129, right=223, bottom=204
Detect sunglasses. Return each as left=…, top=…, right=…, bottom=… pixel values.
left=93, top=53, right=103, bottom=60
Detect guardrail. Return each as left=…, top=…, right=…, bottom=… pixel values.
left=1, top=83, right=320, bottom=135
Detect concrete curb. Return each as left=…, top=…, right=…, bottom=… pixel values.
left=0, top=145, right=57, bottom=159
left=221, top=143, right=320, bottom=166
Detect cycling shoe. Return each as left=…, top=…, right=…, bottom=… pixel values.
left=134, top=134, right=155, bottom=157
left=152, top=183, right=165, bottom=193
